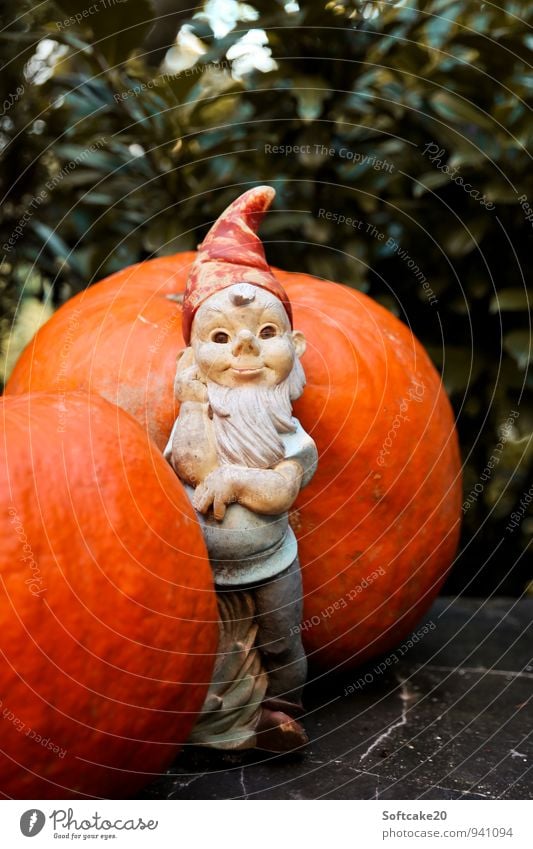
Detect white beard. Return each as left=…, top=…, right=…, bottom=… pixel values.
left=206, top=359, right=305, bottom=469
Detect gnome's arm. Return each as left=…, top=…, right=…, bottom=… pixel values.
left=192, top=421, right=318, bottom=520
left=168, top=402, right=217, bottom=486
left=192, top=459, right=310, bottom=521
left=164, top=349, right=218, bottom=484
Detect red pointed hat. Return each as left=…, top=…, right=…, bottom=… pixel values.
left=182, top=186, right=292, bottom=344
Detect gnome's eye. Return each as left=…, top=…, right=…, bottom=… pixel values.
left=211, top=331, right=230, bottom=344
left=259, top=324, right=278, bottom=340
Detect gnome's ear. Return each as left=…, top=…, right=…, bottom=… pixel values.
left=291, top=330, right=306, bottom=358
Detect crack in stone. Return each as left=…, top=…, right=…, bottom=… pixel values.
left=510, top=749, right=528, bottom=760
left=169, top=772, right=206, bottom=796
left=306, top=756, right=381, bottom=779
left=424, top=664, right=533, bottom=680
left=359, top=679, right=416, bottom=763
left=238, top=766, right=249, bottom=800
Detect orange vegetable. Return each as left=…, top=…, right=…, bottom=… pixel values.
left=7, top=256, right=461, bottom=669
left=0, top=391, right=217, bottom=798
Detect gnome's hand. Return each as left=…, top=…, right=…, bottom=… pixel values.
left=175, top=365, right=208, bottom=404
left=192, top=462, right=303, bottom=520
left=192, top=467, right=242, bottom=521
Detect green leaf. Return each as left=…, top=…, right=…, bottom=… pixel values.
left=442, top=218, right=489, bottom=257
left=413, top=170, right=453, bottom=196
left=504, top=330, right=532, bottom=369
left=431, top=91, right=495, bottom=131
left=55, top=0, right=155, bottom=66
left=427, top=345, right=483, bottom=395
left=490, top=289, right=531, bottom=313
left=483, top=181, right=522, bottom=204
left=31, top=221, right=84, bottom=277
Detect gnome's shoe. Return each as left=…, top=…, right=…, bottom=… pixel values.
left=254, top=704, right=308, bottom=753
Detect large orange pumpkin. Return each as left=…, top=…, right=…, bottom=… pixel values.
left=0, top=391, right=217, bottom=799
left=6, top=255, right=462, bottom=669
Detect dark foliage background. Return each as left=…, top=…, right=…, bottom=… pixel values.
left=1, top=0, right=532, bottom=595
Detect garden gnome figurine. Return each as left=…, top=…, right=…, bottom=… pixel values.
left=164, top=186, right=317, bottom=752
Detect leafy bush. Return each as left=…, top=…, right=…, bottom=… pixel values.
left=1, top=0, right=532, bottom=594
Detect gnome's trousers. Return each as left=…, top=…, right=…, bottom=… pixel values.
left=218, top=557, right=307, bottom=707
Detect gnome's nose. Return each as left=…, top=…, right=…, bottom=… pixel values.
left=232, top=329, right=260, bottom=357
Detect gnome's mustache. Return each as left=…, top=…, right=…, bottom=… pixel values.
left=206, top=365, right=304, bottom=469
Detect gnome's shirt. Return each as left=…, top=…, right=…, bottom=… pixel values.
left=165, top=417, right=317, bottom=587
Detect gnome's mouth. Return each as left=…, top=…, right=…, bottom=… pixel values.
left=232, top=366, right=263, bottom=375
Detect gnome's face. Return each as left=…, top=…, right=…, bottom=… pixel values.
left=191, top=283, right=306, bottom=389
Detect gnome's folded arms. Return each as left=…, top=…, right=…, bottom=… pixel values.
left=191, top=461, right=304, bottom=520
